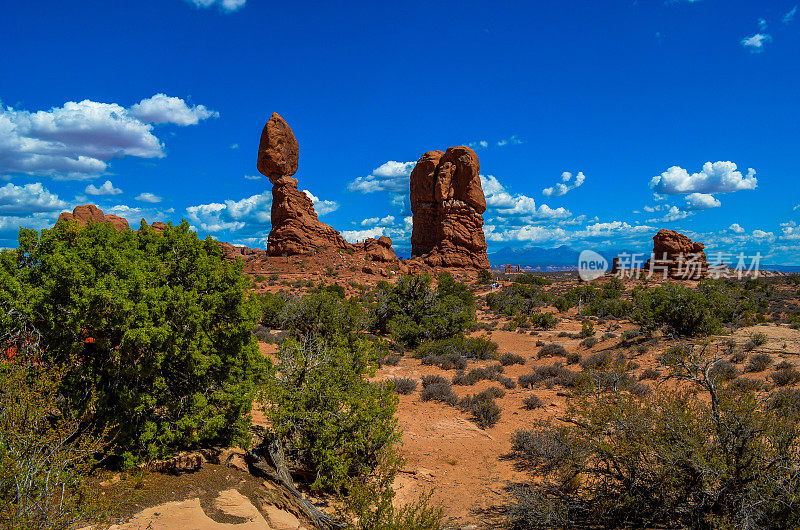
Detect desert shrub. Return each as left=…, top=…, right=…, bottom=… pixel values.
left=253, top=324, right=274, bottom=343
left=263, top=335, right=398, bottom=492
left=391, top=377, right=418, bottom=395
left=771, top=368, right=800, bottom=387
left=498, top=376, right=517, bottom=389
left=776, top=360, right=794, bottom=370
left=421, top=353, right=466, bottom=371
left=500, top=353, right=526, bottom=366
left=579, top=337, right=599, bottom=349
left=458, top=389, right=502, bottom=429
left=381, top=353, right=402, bottom=366
left=730, top=349, right=749, bottom=364
left=522, top=395, right=544, bottom=410
left=581, top=351, right=613, bottom=371
left=452, top=365, right=504, bottom=386
left=566, top=352, right=582, bottom=365
left=421, top=374, right=448, bottom=387
left=537, top=343, right=567, bottom=359
left=0, top=221, right=266, bottom=468
left=507, top=345, right=800, bottom=528
left=518, top=373, right=542, bottom=389
left=528, top=311, right=559, bottom=330
left=638, top=368, right=660, bottom=381
left=371, top=273, right=475, bottom=348
left=601, top=332, right=617, bottom=341
left=580, top=320, right=595, bottom=337
left=0, top=329, right=110, bottom=528
left=281, top=291, right=366, bottom=342
left=745, top=353, right=773, bottom=373
left=256, top=290, right=289, bottom=328
left=477, top=269, right=493, bottom=285
left=420, top=379, right=458, bottom=405
left=485, top=283, right=551, bottom=317
left=632, top=283, right=723, bottom=336
left=768, top=388, right=800, bottom=414
left=750, top=332, right=768, bottom=347
left=414, top=335, right=498, bottom=361
left=730, top=377, right=765, bottom=393
left=708, top=359, right=739, bottom=382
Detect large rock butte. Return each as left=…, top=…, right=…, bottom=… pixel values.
left=646, top=229, right=709, bottom=280
left=258, top=113, right=351, bottom=256
left=409, top=146, right=489, bottom=268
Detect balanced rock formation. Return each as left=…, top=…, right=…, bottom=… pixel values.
left=57, top=204, right=130, bottom=232
left=647, top=229, right=709, bottom=280
left=258, top=113, right=351, bottom=256
left=410, top=146, right=489, bottom=268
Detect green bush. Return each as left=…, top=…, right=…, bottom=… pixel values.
left=513, top=273, right=552, bottom=286
left=371, top=274, right=475, bottom=348
left=508, top=345, right=800, bottom=528
left=486, top=283, right=551, bottom=317
left=529, top=311, right=559, bottom=330
left=477, top=269, right=493, bottom=285
left=414, top=335, right=498, bottom=361
left=262, top=335, right=399, bottom=492
left=632, top=283, right=723, bottom=336
left=0, top=221, right=265, bottom=467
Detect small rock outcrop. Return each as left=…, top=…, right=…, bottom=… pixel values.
left=57, top=205, right=130, bottom=232
left=646, top=229, right=709, bottom=280
left=410, top=146, right=489, bottom=268
left=220, top=242, right=266, bottom=263
left=363, top=236, right=398, bottom=262
left=258, top=113, right=351, bottom=256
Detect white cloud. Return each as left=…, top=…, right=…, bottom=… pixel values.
left=244, top=175, right=261, bottom=180
left=484, top=224, right=567, bottom=243
left=186, top=202, right=246, bottom=232
left=729, top=223, right=745, bottom=234
left=497, top=135, right=523, bottom=147
left=185, top=0, right=246, bottom=12
left=341, top=228, right=388, bottom=242
left=302, top=190, right=339, bottom=216
left=347, top=160, right=416, bottom=194
left=741, top=33, right=772, bottom=52
left=0, top=182, right=67, bottom=214
left=647, top=206, right=691, bottom=223
left=542, top=171, right=586, bottom=197
left=784, top=5, right=797, bottom=23
left=0, top=95, right=215, bottom=180
left=135, top=192, right=162, bottom=203
left=230, top=143, right=239, bottom=149
left=85, top=180, right=122, bottom=196
left=360, top=215, right=395, bottom=227
left=684, top=192, right=721, bottom=210
left=650, top=161, right=757, bottom=195
left=758, top=18, right=768, bottom=31
left=752, top=229, right=775, bottom=240
left=467, top=140, right=489, bottom=149
left=129, top=94, right=218, bottom=126
left=482, top=174, right=571, bottom=219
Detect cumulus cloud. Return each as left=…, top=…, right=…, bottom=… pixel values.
left=650, top=161, right=757, bottom=195
left=0, top=95, right=217, bottom=180
left=484, top=224, right=567, bottom=243
left=135, top=192, right=162, bottom=203
left=647, top=206, right=691, bottom=223
left=185, top=0, right=246, bottom=12
left=85, top=180, right=122, bottom=196
left=302, top=190, right=338, bottom=216
left=542, top=171, right=586, bottom=197
left=482, top=174, right=571, bottom=219
left=741, top=33, right=772, bottom=52
left=341, top=228, right=388, bottom=242
left=684, top=192, right=721, bottom=210
left=729, top=223, right=745, bottom=234
left=360, top=215, right=395, bottom=227
left=0, top=182, right=67, bottom=214
left=347, top=161, right=416, bottom=194
left=784, top=5, right=797, bottom=24
left=129, top=94, right=218, bottom=126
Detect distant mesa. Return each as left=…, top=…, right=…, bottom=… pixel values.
left=409, top=146, right=489, bottom=269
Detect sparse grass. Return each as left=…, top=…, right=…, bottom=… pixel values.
left=580, top=336, right=599, bottom=349
left=638, top=368, right=660, bottom=381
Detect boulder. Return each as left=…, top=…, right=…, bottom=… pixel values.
left=220, top=241, right=266, bottom=263
left=646, top=229, right=709, bottom=280
left=257, top=113, right=354, bottom=256
left=410, top=146, right=489, bottom=268
left=57, top=204, right=130, bottom=232
left=363, top=235, right=398, bottom=262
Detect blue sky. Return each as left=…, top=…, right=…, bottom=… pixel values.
left=1, top=0, right=799, bottom=263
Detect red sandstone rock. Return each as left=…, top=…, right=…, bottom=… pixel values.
left=363, top=236, right=398, bottom=262
left=257, top=113, right=356, bottom=256
left=220, top=241, right=266, bottom=263
left=57, top=204, right=130, bottom=232
left=410, top=146, right=489, bottom=269
left=646, top=229, right=709, bottom=280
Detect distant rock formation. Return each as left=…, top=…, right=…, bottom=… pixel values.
left=220, top=242, right=266, bottom=263
left=409, top=146, right=489, bottom=268
left=57, top=205, right=130, bottom=232
left=646, top=229, right=709, bottom=280
left=364, top=236, right=398, bottom=262
left=258, top=113, right=351, bottom=256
